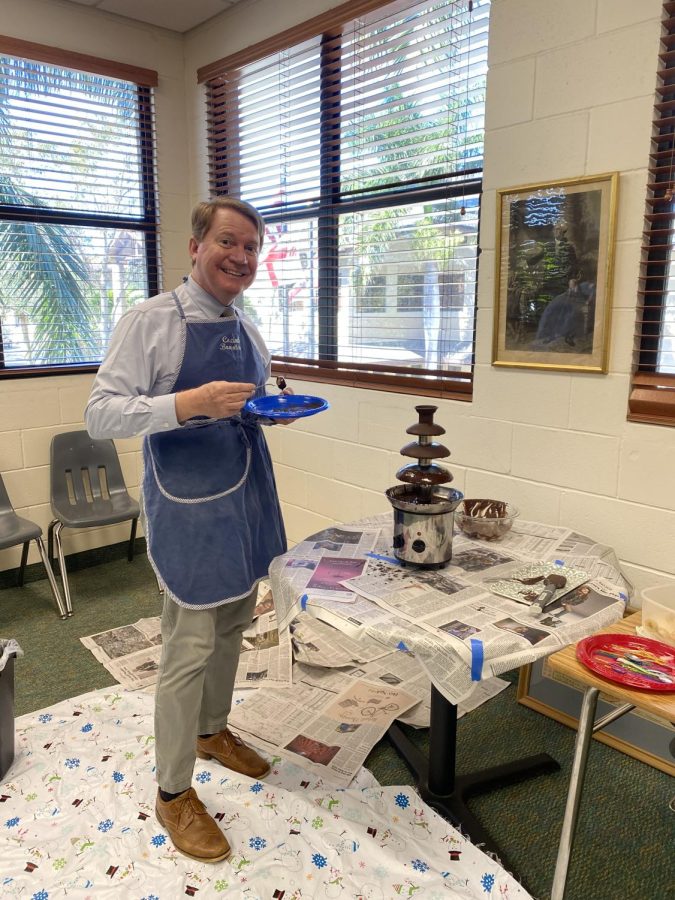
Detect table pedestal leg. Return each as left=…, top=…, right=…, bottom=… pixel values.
left=387, top=685, right=560, bottom=876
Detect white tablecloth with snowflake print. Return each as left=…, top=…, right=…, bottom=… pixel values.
left=0, top=688, right=533, bottom=899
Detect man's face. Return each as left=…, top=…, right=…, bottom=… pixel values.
left=189, top=208, right=260, bottom=306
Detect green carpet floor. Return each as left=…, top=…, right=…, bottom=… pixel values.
left=1, top=549, right=673, bottom=900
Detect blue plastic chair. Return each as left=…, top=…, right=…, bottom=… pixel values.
left=48, top=431, right=140, bottom=615
left=0, top=472, right=66, bottom=619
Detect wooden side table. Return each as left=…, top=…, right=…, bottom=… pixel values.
left=546, top=612, right=675, bottom=900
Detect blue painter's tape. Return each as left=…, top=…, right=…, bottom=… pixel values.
left=470, top=638, right=484, bottom=681
left=300, top=594, right=308, bottom=611
left=365, top=552, right=401, bottom=565
left=397, top=641, right=409, bottom=652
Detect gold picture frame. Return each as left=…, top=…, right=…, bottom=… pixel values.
left=517, top=659, right=675, bottom=777
left=493, top=173, right=618, bottom=372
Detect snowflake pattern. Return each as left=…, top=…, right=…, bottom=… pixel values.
left=3, top=689, right=533, bottom=898
left=481, top=872, right=495, bottom=892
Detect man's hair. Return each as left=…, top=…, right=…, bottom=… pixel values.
left=191, top=197, right=266, bottom=247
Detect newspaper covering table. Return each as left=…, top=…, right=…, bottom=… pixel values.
left=268, top=514, right=631, bottom=706
left=80, top=514, right=628, bottom=787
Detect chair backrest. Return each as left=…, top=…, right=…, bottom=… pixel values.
left=50, top=430, right=129, bottom=513
left=0, top=472, right=16, bottom=517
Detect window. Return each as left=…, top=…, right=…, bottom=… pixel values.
left=629, top=1, right=675, bottom=424
left=0, top=37, right=159, bottom=375
left=201, top=0, right=489, bottom=398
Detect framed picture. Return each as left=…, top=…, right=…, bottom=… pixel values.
left=517, top=658, right=675, bottom=776
left=493, top=172, right=618, bottom=372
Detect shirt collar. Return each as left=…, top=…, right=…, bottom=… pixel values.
left=184, top=275, right=240, bottom=319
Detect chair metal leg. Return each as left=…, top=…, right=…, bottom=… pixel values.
left=18, top=541, right=30, bottom=587
left=128, top=517, right=138, bottom=562
left=52, top=521, right=73, bottom=617
left=34, top=537, right=68, bottom=620
left=47, top=520, right=55, bottom=566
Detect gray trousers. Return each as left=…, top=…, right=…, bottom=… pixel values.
left=154, top=588, right=258, bottom=793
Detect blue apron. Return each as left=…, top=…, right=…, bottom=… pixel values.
left=142, top=292, right=286, bottom=608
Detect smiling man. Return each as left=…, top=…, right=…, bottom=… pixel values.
left=85, top=197, right=288, bottom=864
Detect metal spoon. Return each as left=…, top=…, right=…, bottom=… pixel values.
left=530, top=573, right=567, bottom=613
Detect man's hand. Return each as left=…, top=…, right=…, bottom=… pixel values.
left=175, top=381, right=256, bottom=423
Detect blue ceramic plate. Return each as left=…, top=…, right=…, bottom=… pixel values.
left=245, top=394, right=330, bottom=419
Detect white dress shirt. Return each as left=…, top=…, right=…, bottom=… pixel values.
left=85, top=276, right=271, bottom=440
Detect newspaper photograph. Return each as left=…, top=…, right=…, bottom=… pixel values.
left=294, top=652, right=510, bottom=729
left=304, top=555, right=367, bottom=601
left=80, top=617, right=162, bottom=690
left=292, top=525, right=381, bottom=558
left=80, top=617, right=161, bottom=664
left=228, top=679, right=418, bottom=787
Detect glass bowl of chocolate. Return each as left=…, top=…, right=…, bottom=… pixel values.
left=455, top=499, right=519, bottom=541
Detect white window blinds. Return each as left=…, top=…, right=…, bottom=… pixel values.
left=202, top=0, right=489, bottom=398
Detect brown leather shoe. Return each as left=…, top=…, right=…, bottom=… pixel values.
left=196, top=728, right=271, bottom=778
left=155, top=788, right=231, bottom=863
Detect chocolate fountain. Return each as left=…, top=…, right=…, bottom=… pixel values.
left=385, top=405, right=463, bottom=568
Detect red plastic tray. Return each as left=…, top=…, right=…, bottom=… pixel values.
left=576, top=633, right=675, bottom=691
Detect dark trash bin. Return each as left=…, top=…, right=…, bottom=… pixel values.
left=0, top=639, right=22, bottom=781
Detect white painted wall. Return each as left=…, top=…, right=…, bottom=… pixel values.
left=1, top=0, right=672, bottom=605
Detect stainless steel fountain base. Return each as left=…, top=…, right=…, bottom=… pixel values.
left=386, top=485, right=464, bottom=567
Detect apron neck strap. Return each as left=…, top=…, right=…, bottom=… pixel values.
left=171, top=290, right=187, bottom=320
